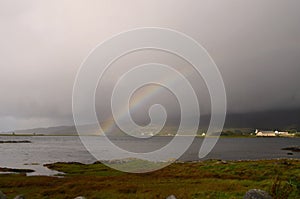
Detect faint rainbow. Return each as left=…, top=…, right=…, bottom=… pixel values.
left=100, top=67, right=194, bottom=134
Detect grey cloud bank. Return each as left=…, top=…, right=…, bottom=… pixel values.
left=0, top=0, right=300, bottom=131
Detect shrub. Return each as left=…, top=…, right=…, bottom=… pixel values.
left=269, top=176, right=294, bottom=199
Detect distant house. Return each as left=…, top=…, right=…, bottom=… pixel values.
left=255, top=129, right=276, bottom=137
left=274, top=131, right=289, bottom=136
left=255, top=129, right=291, bottom=137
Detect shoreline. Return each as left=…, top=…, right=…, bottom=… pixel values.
left=1, top=157, right=299, bottom=176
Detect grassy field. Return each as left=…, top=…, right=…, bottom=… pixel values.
left=0, top=159, right=299, bottom=199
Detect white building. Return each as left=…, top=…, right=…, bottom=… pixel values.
left=255, top=129, right=291, bottom=137
left=255, top=129, right=276, bottom=137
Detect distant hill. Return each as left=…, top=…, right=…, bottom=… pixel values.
left=2, top=126, right=78, bottom=135
left=1, top=123, right=104, bottom=136
left=1, top=109, right=299, bottom=135
left=223, top=109, right=300, bottom=130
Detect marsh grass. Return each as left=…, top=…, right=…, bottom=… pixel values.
left=0, top=159, right=299, bottom=199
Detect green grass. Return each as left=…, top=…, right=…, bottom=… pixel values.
left=0, top=159, right=299, bottom=199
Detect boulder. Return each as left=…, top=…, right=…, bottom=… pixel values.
left=0, top=191, right=6, bottom=199
left=166, top=195, right=177, bottom=199
left=74, top=197, right=86, bottom=199
left=14, top=195, right=25, bottom=199
left=244, top=189, right=273, bottom=199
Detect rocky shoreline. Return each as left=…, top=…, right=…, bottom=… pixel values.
left=0, top=167, right=34, bottom=174
left=0, top=140, right=31, bottom=144
left=282, top=146, right=300, bottom=152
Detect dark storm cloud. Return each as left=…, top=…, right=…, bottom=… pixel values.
left=0, top=0, right=300, bottom=131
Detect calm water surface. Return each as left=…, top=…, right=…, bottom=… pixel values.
left=0, top=136, right=299, bottom=175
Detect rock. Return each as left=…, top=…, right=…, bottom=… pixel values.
left=74, top=197, right=86, bottom=199
left=14, top=195, right=25, bottom=199
left=0, top=191, right=6, bottom=199
left=244, top=189, right=273, bottom=199
left=166, top=195, right=177, bottom=199
left=282, top=146, right=300, bottom=152
left=221, top=160, right=228, bottom=164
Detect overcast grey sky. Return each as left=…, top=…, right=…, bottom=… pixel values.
left=1, top=0, right=300, bottom=131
